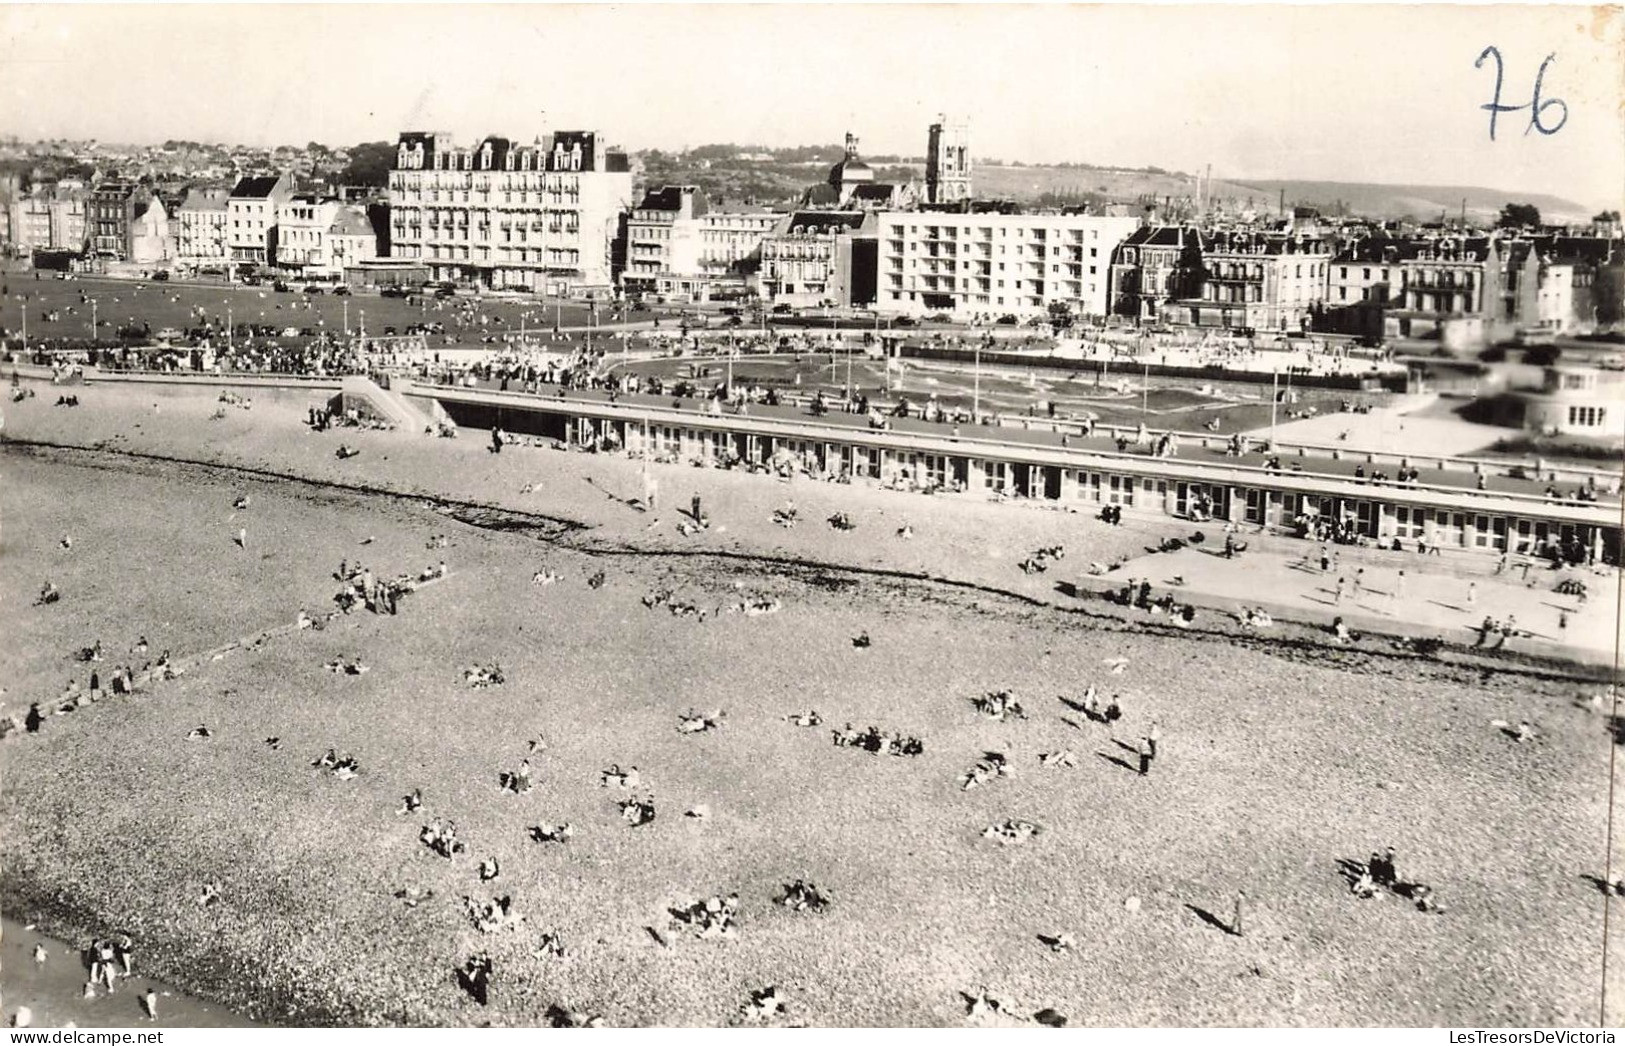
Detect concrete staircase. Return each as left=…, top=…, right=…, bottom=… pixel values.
left=336, top=376, right=431, bottom=431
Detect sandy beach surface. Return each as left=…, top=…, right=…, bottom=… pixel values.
left=1, top=377, right=1619, bottom=1027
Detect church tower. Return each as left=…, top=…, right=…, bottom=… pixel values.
left=925, top=116, right=971, bottom=205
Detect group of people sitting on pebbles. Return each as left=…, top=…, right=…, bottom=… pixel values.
left=498, top=759, right=534, bottom=794
left=4, top=636, right=172, bottom=739
left=421, top=819, right=468, bottom=859
left=529, top=822, right=574, bottom=844
left=1018, top=545, right=1065, bottom=575
left=619, top=794, right=657, bottom=827
left=464, top=894, right=522, bottom=935
left=776, top=879, right=831, bottom=912
left=672, top=892, right=740, bottom=938
left=332, top=559, right=426, bottom=616
left=831, top=723, right=925, bottom=757
left=311, top=748, right=361, bottom=780
left=983, top=819, right=1042, bottom=845
left=1346, top=847, right=1443, bottom=913
left=463, top=663, right=506, bottom=688
left=973, top=690, right=1027, bottom=722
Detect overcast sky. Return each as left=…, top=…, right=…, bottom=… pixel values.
left=2, top=3, right=1620, bottom=209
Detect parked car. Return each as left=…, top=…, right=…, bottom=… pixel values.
left=434, top=286, right=455, bottom=299
left=303, top=285, right=326, bottom=295
left=152, top=271, right=170, bottom=282
left=332, top=285, right=351, bottom=296
left=383, top=325, right=398, bottom=336
left=380, top=286, right=408, bottom=299
left=155, top=327, right=182, bottom=341
left=272, top=280, right=291, bottom=292
left=771, top=303, right=794, bottom=315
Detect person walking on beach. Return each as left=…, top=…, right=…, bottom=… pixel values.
left=1352, top=568, right=1365, bottom=601
left=1466, top=581, right=1477, bottom=607
left=235, top=527, right=247, bottom=550
left=691, top=493, right=703, bottom=525
left=1393, top=569, right=1406, bottom=608
left=1138, top=738, right=1153, bottom=777
left=1147, top=720, right=1159, bottom=759
left=1333, top=576, right=1347, bottom=605
left=142, top=988, right=158, bottom=1020
left=1231, top=889, right=1247, bottom=937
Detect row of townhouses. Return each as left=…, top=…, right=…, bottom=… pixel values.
left=1109, top=225, right=1624, bottom=344
left=3, top=174, right=383, bottom=277
left=5, top=120, right=1618, bottom=344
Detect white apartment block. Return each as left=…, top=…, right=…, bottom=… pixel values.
left=175, top=187, right=230, bottom=266
left=877, top=211, right=1141, bottom=318
left=227, top=174, right=294, bottom=266
left=388, top=130, right=633, bottom=294
left=276, top=194, right=344, bottom=270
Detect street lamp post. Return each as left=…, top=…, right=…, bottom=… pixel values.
left=973, top=335, right=985, bottom=421
left=1141, top=359, right=1149, bottom=417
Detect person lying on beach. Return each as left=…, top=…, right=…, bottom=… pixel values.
left=35, top=579, right=60, bottom=605
left=677, top=709, right=724, bottom=734
left=961, top=752, right=1013, bottom=790
left=530, top=822, right=574, bottom=844
left=599, top=764, right=640, bottom=789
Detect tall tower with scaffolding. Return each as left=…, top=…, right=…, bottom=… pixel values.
left=925, top=115, right=972, bottom=205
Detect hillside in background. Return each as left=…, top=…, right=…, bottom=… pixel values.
left=1228, top=179, right=1593, bottom=223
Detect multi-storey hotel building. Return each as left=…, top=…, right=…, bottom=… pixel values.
left=387, top=130, right=632, bottom=295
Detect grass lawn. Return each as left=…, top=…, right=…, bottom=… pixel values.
left=0, top=268, right=675, bottom=348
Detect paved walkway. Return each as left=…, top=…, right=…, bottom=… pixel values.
left=1248, top=408, right=1510, bottom=457
left=1129, top=544, right=1617, bottom=656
